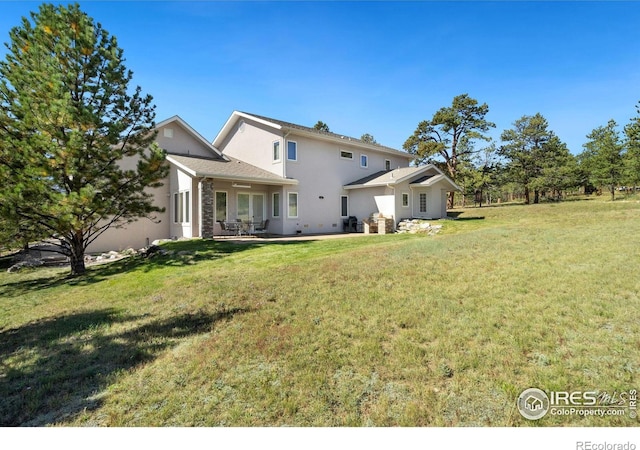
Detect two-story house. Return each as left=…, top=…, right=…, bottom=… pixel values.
left=90, top=112, right=460, bottom=252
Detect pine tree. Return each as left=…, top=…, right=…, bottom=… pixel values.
left=581, top=120, right=624, bottom=201
left=624, top=102, right=640, bottom=192
left=0, top=3, right=168, bottom=275
left=403, top=94, right=495, bottom=208
left=498, top=113, right=573, bottom=204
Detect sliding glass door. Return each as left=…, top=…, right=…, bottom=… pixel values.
left=237, top=193, right=265, bottom=222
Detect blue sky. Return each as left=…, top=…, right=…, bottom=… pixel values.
left=2, top=1, right=640, bottom=155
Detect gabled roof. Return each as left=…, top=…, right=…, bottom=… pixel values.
left=213, top=111, right=412, bottom=159
left=166, top=153, right=298, bottom=185
left=344, top=164, right=461, bottom=191
left=157, top=115, right=226, bottom=160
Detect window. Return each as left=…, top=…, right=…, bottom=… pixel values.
left=340, top=150, right=353, bottom=160
left=419, top=193, right=427, bottom=213
left=273, top=141, right=281, bottom=161
left=340, top=196, right=348, bottom=217
left=272, top=192, right=280, bottom=218
left=163, top=128, right=173, bottom=138
left=173, top=191, right=190, bottom=223
left=215, top=191, right=227, bottom=222
left=174, top=193, right=180, bottom=223
left=360, top=154, right=368, bottom=168
left=287, top=141, right=297, bottom=161
left=385, top=159, right=391, bottom=171
left=288, top=192, right=298, bottom=218
left=402, top=193, right=409, bottom=208
left=184, top=191, right=190, bottom=223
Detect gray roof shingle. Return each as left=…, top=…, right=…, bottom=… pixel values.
left=167, top=153, right=298, bottom=185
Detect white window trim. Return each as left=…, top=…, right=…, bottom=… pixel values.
left=401, top=192, right=410, bottom=208
left=340, top=195, right=349, bottom=218
left=287, top=140, right=298, bottom=161
left=385, top=159, right=391, bottom=171
left=215, top=190, right=228, bottom=222
left=340, top=149, right=353, bottom=160
left=419, top=192, right=427, bottom=213
left=360, top=154, right=369, bottom=168
left=287, top=192, right=299, bottom=219
left=272, top=192, right=281, bottom=218
left=273, top=140, right=281, bottom=163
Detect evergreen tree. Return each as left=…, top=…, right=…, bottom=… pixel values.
left=0, top=3, right=168, bottom=275
left=313, top=121, right=330, bottom=132
left=403, top=94, right=495, bottom=208
left=498, top=113, right=573, bottom=204
left=360, top=133, right=378, bottom=145
left=624, top=102, right=640, bottom=191
left=581, top=120, right=624, bottom=201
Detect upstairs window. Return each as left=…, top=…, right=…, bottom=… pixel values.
left=385, top=159, right=391, bottom=171
left=360, top=154, right=368, bottom=168
left=287, top=141, right=297, bottom=161
left=273, top=141, right=281, bottom=162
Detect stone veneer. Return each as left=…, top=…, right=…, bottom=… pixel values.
left=201, top=179, right=215, bottom=238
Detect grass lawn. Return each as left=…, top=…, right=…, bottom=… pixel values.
left=1, top=197, right=639, bottom=426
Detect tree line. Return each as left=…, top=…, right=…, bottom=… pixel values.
left=403, top=94, right=640, bottom=206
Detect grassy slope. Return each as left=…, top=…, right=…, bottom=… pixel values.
left=1, top=198, right=639, bottom=426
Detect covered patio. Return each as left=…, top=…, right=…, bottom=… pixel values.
left=166, top=153, right=298, bottom=239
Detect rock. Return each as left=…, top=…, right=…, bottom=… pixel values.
left=396, top=219, right=442, bottom=235
left=152, top=239, right=173, bottom=246
left=7, top=258, right=44, bottom=273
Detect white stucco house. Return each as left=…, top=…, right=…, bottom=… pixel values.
left=90, top=111, right=460, bottom=252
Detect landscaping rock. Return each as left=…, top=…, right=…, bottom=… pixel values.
left=397, top=219, right=443, bottom=235
left=7, top=257, right=44, bottom=273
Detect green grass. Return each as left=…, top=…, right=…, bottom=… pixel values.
left=1, top=198, right=639, bottom=426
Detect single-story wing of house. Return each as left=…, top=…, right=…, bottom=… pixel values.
left=89, top=112, right=460, bottom=252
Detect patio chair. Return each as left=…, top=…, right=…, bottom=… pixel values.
left=219, top=221, right=231, bottom=238
left=253, top=219, right=270, bottom=237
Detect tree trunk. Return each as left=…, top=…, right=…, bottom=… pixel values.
left=447, top=191, right=455, bottom=210
left=69, top=232, right=86, bottom=276
left=534, top=189, right=540, bottom=204
left=524, top=186, right=530, bottom=204
left=610, top=185, right=615, bottom=201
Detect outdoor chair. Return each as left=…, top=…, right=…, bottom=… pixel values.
left=253, top=219, right=270, bottom=237
left=219, top=221, right=228, bottom=238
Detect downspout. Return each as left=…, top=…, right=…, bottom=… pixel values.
left=385, top=183, right=396, bottom=225
left=198, top=177, right=204, bottom=238
left=409, top=185, right=415, bottom=218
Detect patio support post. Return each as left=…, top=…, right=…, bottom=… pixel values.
left=201, top=179, right=215, bottom=238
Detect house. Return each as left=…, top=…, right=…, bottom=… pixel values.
left=89, top=112, right=460, bottom=252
